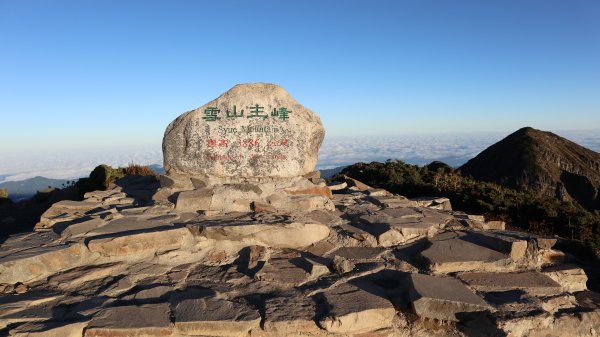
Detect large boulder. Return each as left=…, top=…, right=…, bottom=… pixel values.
left=163, top=83, right=325, bottom=182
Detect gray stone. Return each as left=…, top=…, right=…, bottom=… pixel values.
left=319, top=283, right=395, bottom=333
left=0, top=244, right=84, bottom=284
left=199, top=222, right=329, bottom=249
left=369, top=195, right=417, bottom=208
left=465, top=231, right=528, bottom=261
left=327, top=247, right=386, bottom=262
left=332, top=255, right=356, bottom=274
left=422, top=233, right=511, bottom=273
left=85, top=303, right=172, bottom=337
left=174, top=297, right=260, bottom=336
left=263, top=294, right=320, bottom=333
left=255, top=251, right=312, bottom=286
left=175, top=188, right=214, bottom=212
left=458, top=271, right=562, bottom=296
left=87, top=227, right=194, bottom=257
left=409, top=273, right=491, bottom=321
left=412, top=197, right=452, bottom=211
left=163, top=83, right=325, bottom=181
left=542, top=265, right=588, bottom=292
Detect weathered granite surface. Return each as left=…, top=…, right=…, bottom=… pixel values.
left=163, top=83, right=325, bottom=181
left=0, top=175, right=598, bottom=336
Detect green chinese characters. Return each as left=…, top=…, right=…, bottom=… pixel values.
left=202, top=104, right=291, bottom=122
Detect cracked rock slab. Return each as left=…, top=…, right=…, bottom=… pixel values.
left=421, top=233, right=511, bottom=273
left=409, top=273, right=491, bottom=322
left=199, top=222, right=330, bottom=249
left=263, top=294, right=321, bottom=333
left=319, top=283, right=395, bottom=334
left=85, top=303, right=172, bottom=337
left=174, top=297, right=260, bottom=336
left=458, top=271, right=562, bottom=296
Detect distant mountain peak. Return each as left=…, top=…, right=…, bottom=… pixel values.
left=460, top=127, right=600, bottom=210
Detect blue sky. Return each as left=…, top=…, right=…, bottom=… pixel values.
left=1, top=0, right=599, bottom=155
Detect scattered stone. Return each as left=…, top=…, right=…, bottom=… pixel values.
left=409, top=273, right=491, bottom=321
left=300, top=256, right=331, bottom=278
left=411, top=197, right=452, bottom=211
left=328, top=181, right=348, bottom=192
left=332, top=255, right=356, bottom=274
left=175, top=188, right=214, bottom=212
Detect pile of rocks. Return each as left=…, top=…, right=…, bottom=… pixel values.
left=0, top=84, right=598, bottom=337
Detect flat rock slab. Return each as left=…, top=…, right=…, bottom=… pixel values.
left=409, top=273, right=491, bottom=321
left=319, top=283, right=395, bottom=334
left=359, top=209, right=447, bottom=247
left=174, top=297, right=260, bottom=336
left=422, top=234, right=511, bottom=273
left=199, top=222, right=329, bottom=248
left=542, top=265, right=589, bottom=292
left=87, top=227, right=193, bottom=257
left=87, top=215, right=178, bottom=236
left=255, top=254, right=312, bottom=286
left=9, top=321, right=87, bottom=337
left=263, top=294, right=321, bottom=333
left=0, top=243, right=84, bottom=284
left=369, top=195, right=417, bottom=208
left=458, top=272, right=562, bottom=296
left=462, top=231, right=528, bottom=261
left=85, top=303, right=172, bottom=337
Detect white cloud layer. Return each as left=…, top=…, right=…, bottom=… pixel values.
left=1, top=130, right=599, bottom=183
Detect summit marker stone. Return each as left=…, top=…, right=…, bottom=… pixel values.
left=163, top=83, right=325, bottom=181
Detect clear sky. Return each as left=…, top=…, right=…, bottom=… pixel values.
left=1, top=0, right=599, bottom=155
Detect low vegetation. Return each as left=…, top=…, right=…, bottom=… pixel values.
left=76, top=163, right=158, bottom=196
left=333, top=160, right=600, bottom=258
left=0, top=188, right=10, bottom=206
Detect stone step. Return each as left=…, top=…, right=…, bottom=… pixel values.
left=421, top=233, right=512, bottom=273
left=461, top=231, right=528, bottom=261
left=263, top=293, right=321, bottom=334
left=85, top=303, right=172, bottom=337
left=358, top=210, right=445, bottom=247
left=86, top=227, right=194, bottom=258
left=318, top=282, right=396, bottom=334
left=409, top=273, right=491, bottom=321
left=255, top=253, right=313, bottom=286
left=174, top=297, right=260, bottom=336
left=0, top=243, right=85, bottom=284
left=541, top=265, right=588, bottom=293
left=198, top=222, right=330, bottom=249
left=457, top=271, right=563, bottom=296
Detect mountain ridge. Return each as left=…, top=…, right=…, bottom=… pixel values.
left=459, top=127, right=600, bottom=211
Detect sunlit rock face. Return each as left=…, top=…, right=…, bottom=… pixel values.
left=163, top=83, right=325, bottom=181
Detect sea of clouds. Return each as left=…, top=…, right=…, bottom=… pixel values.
left=1, top=130, right=599, bottom=183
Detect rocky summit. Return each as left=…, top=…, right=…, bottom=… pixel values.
left=1, top=86, right=599, bottom=337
